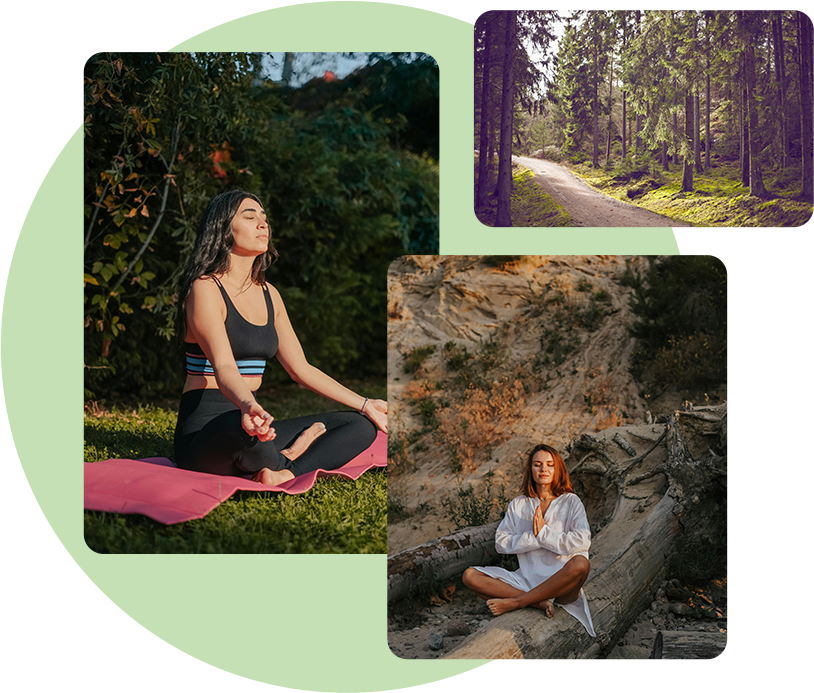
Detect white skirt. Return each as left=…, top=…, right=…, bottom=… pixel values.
left=473, top=565, right=596, bottom=637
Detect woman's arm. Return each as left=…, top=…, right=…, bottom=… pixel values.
left=494, top=499, right=543, bottom=555
left=269, top=284, right=387, bottom=433
left=533, top=495, right=591, bottom=556
left=186, top=278, right=275, bottom=441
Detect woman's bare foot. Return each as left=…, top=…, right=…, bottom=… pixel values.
left=252, top=468, right=295, bottom=486
left=280, top=422, right=326, bottom=461
left=533, top=599, right=555, bottom=618
left=487, top=597, right=522, bottom=616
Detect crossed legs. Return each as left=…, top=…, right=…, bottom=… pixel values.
left=462, top=556, right=590, bottom=617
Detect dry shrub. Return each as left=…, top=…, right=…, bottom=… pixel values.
left=650, top=333, right=726, bottom=392
left=437, top=377, right=527, bottom=473
left=403, top=379, right=437, bottom=401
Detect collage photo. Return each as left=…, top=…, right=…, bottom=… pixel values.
left=2, top=2, right=811, bottom=693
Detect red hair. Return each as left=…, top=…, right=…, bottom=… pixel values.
left=519, top=443, right=573, bottom=498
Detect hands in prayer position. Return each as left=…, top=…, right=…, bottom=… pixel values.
left=533, top=501, right=546, bottom=536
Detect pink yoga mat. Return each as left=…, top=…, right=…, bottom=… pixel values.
left=84, top=431, right=387, bottom=525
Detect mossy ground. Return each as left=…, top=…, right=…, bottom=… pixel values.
left=566, top=158, right=813, bottom=227
left=84, top=380, right=387, bottom=554
left=474, top=156, right=571, bottom=227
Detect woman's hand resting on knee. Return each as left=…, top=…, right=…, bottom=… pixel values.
left=241, top=401, right=277, bottom=442
left=362, top=399, right=388, bottom=434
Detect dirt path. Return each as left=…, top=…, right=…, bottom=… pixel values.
left=514, top=156, right=691, bottom=227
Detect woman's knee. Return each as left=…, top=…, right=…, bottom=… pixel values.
left=462, top=567, right=479, bottom=588
left=567, top=555, right=590, bottom=577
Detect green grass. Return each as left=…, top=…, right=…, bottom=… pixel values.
left=474, top=156, right=571, bottom=227
left=566, top=159, right=813, bottom=227
left=84, top=381, right=387, bottom=554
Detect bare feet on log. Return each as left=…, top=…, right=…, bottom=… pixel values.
left=534, top=599, right=555, bottom=618
left=280, top=422, right=326, bottom=461
left=487, top=596, right=553, bottom=617
left=487, top=597, right=521, bottom=616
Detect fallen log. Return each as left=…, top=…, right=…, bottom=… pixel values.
left=434, top=406, right=726, bottom=659
left=651, top=631, right=726, bottom=659
left=387, top=522, right=499, bottom=603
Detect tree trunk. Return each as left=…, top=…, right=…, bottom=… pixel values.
left=741, top=65, right=750, bottom=187
left=387, top=523, right=499, bottom=603
left=799, top=11, right=813, bottom=200
left=743, top=13, right=768, bottom=197
left=440, top=407, right=727, bottom=659
left=592, top=40, right=600, bottom=167
left=694, top=91, right=702, bottom=173
left=476, top=14, right=496, bottom=207
left=622, top=20, right=628, bottom=160
left=682, top=93, right=694, bottom=191
left=495, top=10, right=516, bottom=226
left=706, top=65, right=711, bottom=170
left=635, top=11, right=643, bottom=152
left=282, top=52, right=295, bottom=87
left=693, top=17, right=703, bottom=173
left=672, top=111, right=679, bottom=164
left=651, top=631, right=727, bottom=659
left=605, top=53, right=615, bottom=165
left=772, top=12, right=790, bottom=169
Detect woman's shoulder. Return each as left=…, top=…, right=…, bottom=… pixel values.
left=189, top=275, right=220, bottom=296
left=557, top=492, right=586, bottom=509
left=263, top=281, right=282, bottom=299
left=187, top=277, right=227, bottom=314
left=508, top=495, right=534, bottom=510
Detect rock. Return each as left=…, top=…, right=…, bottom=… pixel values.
left=668, top=602, right=696, bottom=618
left=428, top=633, right=444, bottom=650
left=446, top=620, right=471, bottom=637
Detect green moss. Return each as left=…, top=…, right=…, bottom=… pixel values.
left=474, top=157, right=571, bottom=227
left=564, top=159, right=813, bottom=227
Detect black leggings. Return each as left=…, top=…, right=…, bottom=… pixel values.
left=174, top=389, right=378, bottom=478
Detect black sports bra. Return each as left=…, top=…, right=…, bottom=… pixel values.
left=184, top=276, right=279, bottom=377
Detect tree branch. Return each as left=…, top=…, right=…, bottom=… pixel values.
left=109, top=120, right=181, bottom=294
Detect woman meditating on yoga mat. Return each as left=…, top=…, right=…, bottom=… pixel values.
left=462, top=443, right=595, bottom=636
left=173, top=190, right=386, bottom=486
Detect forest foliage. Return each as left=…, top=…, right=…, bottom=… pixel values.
left=475, top=10, right=813, bottom=225
left=84, top=52, right=439, bottom=398
left=626, top=256, right=727, bottom=395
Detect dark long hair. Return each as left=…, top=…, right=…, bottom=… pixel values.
left=175, top=190, right=278, bottom=344
left=519, top=443, right=573, bottom=499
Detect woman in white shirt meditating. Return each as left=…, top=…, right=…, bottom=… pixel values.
left=462, top=443, right=595, bottom=636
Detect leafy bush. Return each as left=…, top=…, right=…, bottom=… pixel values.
left=444, top=342, right=471, bottom=371
left=84, top=52, right=439, bottom=397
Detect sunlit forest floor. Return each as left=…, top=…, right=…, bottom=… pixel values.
left=474, top=156, right=571, bottom=227
left=565, top=158, right=813, bottom=227
left=84, top=380, right=387, bottom=554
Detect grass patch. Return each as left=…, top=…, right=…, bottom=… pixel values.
left=440, top=478, right=509, bottom=532
left=403, top=345, right=436, bottom=373
left=474, top=157, right=571, bottom=227
left=566, top=159, right=813, bottom=227
left=84, top=381, right=386, bottom=554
